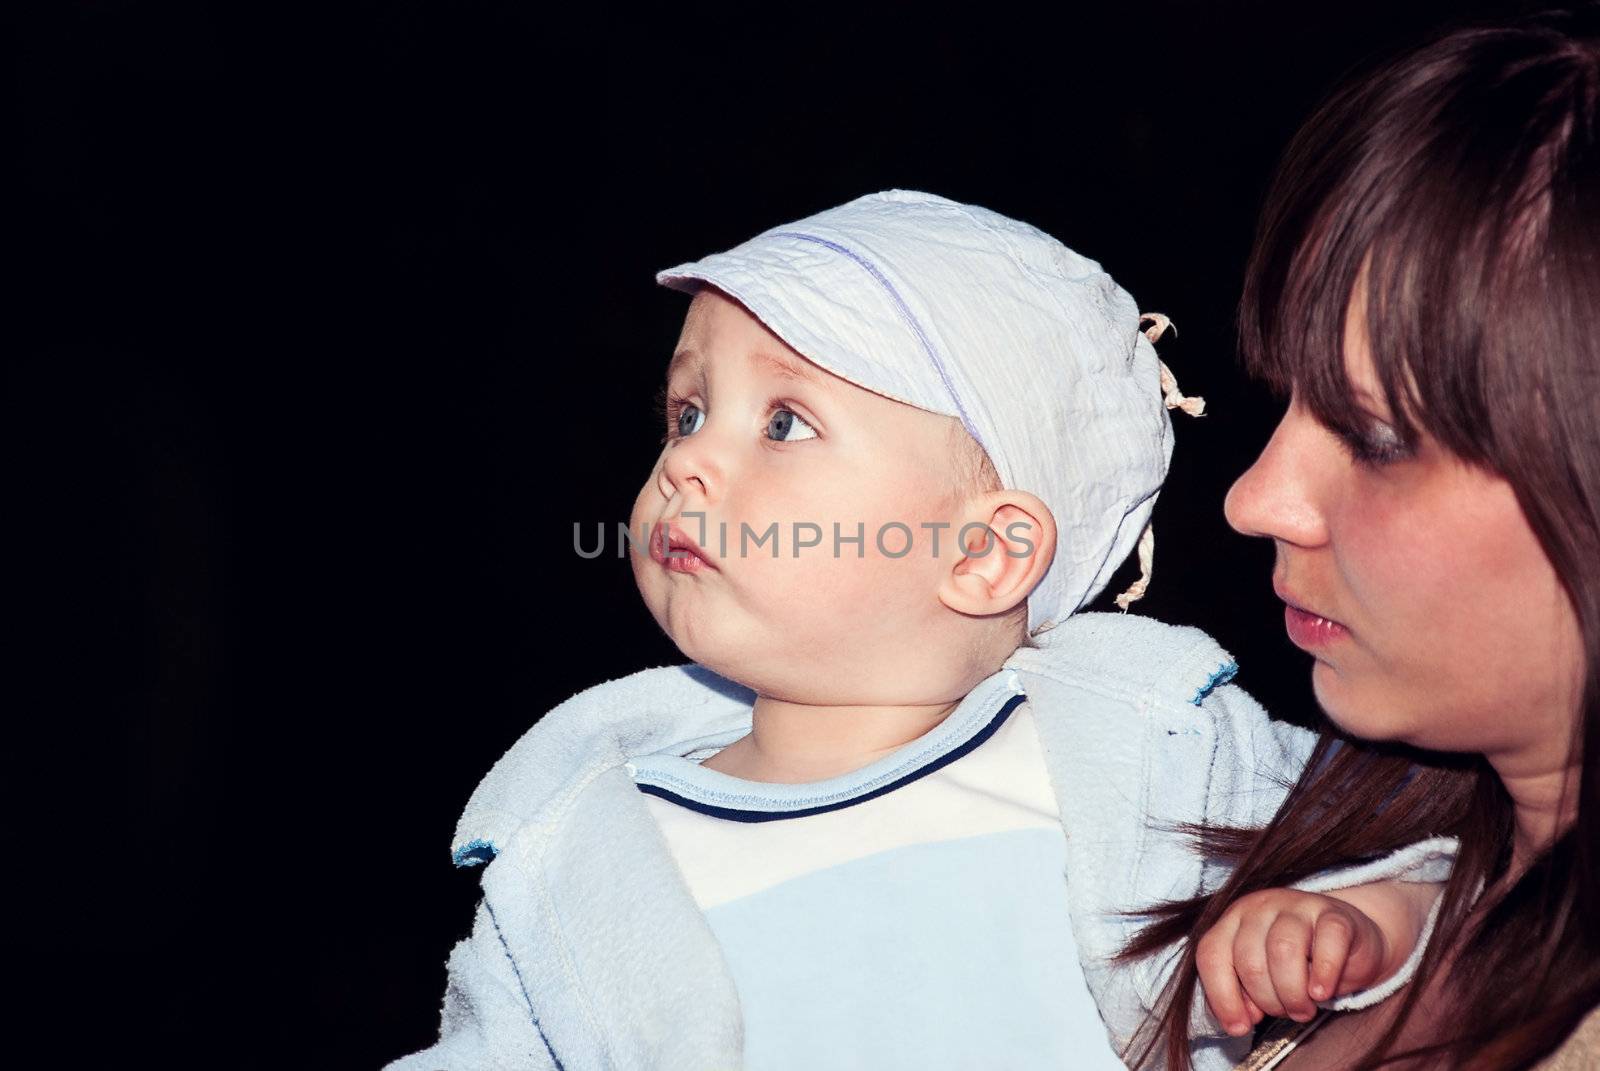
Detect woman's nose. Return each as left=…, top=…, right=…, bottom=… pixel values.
left=1224, top=404, right=1331, bottom=548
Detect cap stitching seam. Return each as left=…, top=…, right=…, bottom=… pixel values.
left=768, top=230, right=989, bottom=458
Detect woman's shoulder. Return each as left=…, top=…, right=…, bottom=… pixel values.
left=1531, top=1002, right=1600, bottom=1071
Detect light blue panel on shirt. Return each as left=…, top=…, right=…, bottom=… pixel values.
left=703, top=827, right=1122, bottom=1070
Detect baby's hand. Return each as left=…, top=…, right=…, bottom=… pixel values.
left=1195, top=888, right=1388, bottom=1037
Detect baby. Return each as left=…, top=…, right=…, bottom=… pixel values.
left=386, top=191, right=1455, bottom=1071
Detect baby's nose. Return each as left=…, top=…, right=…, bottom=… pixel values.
left=659, top=447, right=710, bottom=504
left=659, top=461, right=710, bottom=505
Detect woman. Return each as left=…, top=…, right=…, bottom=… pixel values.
left=1122, top=7, right=1600, bottom=1070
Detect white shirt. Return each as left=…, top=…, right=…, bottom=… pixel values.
left=631, top=669, right=1123, bottom=1070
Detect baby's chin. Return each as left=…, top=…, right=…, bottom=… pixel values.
left=647, top=606, right=808, bottom=684
left=659, top=617, right=767, bottom=684
left=640, top=588, right=743, bottom=672
left=635, top=574, right=957, bottom=693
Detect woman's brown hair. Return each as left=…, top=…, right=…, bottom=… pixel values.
left=1119, top=7, right=1600, bottom=1069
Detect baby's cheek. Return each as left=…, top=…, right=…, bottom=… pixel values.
left=745, top=537, right=891, bottom=613
left=839, top=544, right=947, bottom=633
left=629, top=469, right=663, bottom=528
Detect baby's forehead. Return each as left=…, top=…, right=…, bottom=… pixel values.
left=672, top=283, right=986, bottom=442
left=671, top=290, right=855, bottom=388
left=666, top=338, right=833, bottom=392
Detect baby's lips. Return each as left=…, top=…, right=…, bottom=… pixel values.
left=652, top=517, right=719, bottom=570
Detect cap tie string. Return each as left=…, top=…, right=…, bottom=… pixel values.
left=1115, top=314, right=1206, bottom=611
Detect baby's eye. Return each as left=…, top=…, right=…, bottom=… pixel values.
left=676, top=402, right=705, bottom=439
left=767, top=407, right=818, bottom=443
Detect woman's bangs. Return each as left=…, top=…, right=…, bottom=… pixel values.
left=1241, top=140, right=1520, bottom=462
left=1240, top=195, right=1410, bottom=450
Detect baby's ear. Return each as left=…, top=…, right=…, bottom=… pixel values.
left=936, top=490, right=1056, bottom=619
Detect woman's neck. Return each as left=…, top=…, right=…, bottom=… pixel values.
left=1488, top=747, right=1581, bottom=876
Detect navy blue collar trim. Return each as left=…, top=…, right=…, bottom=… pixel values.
left=636, top=691, right=1027, bottom=824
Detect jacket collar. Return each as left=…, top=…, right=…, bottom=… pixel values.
left=449, top=612, right=1243, bottom=1068
left=450, top=613, right=1238, bottom=869
left=451, top=662, right=756, bottom=867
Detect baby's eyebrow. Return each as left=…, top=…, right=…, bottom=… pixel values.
left=664, top=346, right=831, bottom=391
left=666, top=348, right=702, bottom=382
left=751, top=347, right=830, bottom=389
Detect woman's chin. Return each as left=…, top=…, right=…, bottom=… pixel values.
left=1310, top=663, right=1410, bottom=744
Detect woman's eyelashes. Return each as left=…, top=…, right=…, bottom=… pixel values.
left=655, top=389, right=819, bottom=446
left=1337, top=418, right=1414, bottom=468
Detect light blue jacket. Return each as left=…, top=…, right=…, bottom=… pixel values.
left=384, top=613, right=1455, bottom=1071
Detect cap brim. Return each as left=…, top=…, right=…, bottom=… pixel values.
left=655, top=246, right=962, bottom=418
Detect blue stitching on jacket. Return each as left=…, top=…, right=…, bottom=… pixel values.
left=1190, top=660, right=1238, bottom=706
left=769, top=230, right=989, bottom=457
left=485, top=899, right=566, bottom=1070
left=452, top=837, right=499, bottom=868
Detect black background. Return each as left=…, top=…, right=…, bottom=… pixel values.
left=7, top=2, right=1533, bottom=1067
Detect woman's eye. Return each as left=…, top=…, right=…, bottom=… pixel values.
left=767, top=407, right=818, bottom=443
left=1341, top=420, right=1413, bottom=467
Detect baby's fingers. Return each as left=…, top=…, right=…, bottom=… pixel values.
left=1197, top=915, right=1253, bottom=1037
left=1231, top=912, right=1287, bottom=1020
left=1331, top=909, right=1389, bottom=996
left=1265, top=913, right=1319, bottom=1022
left=1308, top=910, right=1353, bottom=1002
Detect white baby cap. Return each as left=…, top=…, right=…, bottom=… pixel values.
left=656, top=189, right=1176, bottom=637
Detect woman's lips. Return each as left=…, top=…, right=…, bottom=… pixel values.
left=1283, top=603, right=1350, bottom=649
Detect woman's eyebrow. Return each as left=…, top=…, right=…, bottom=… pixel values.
left=1350, top=387, right=1400, bottom=423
